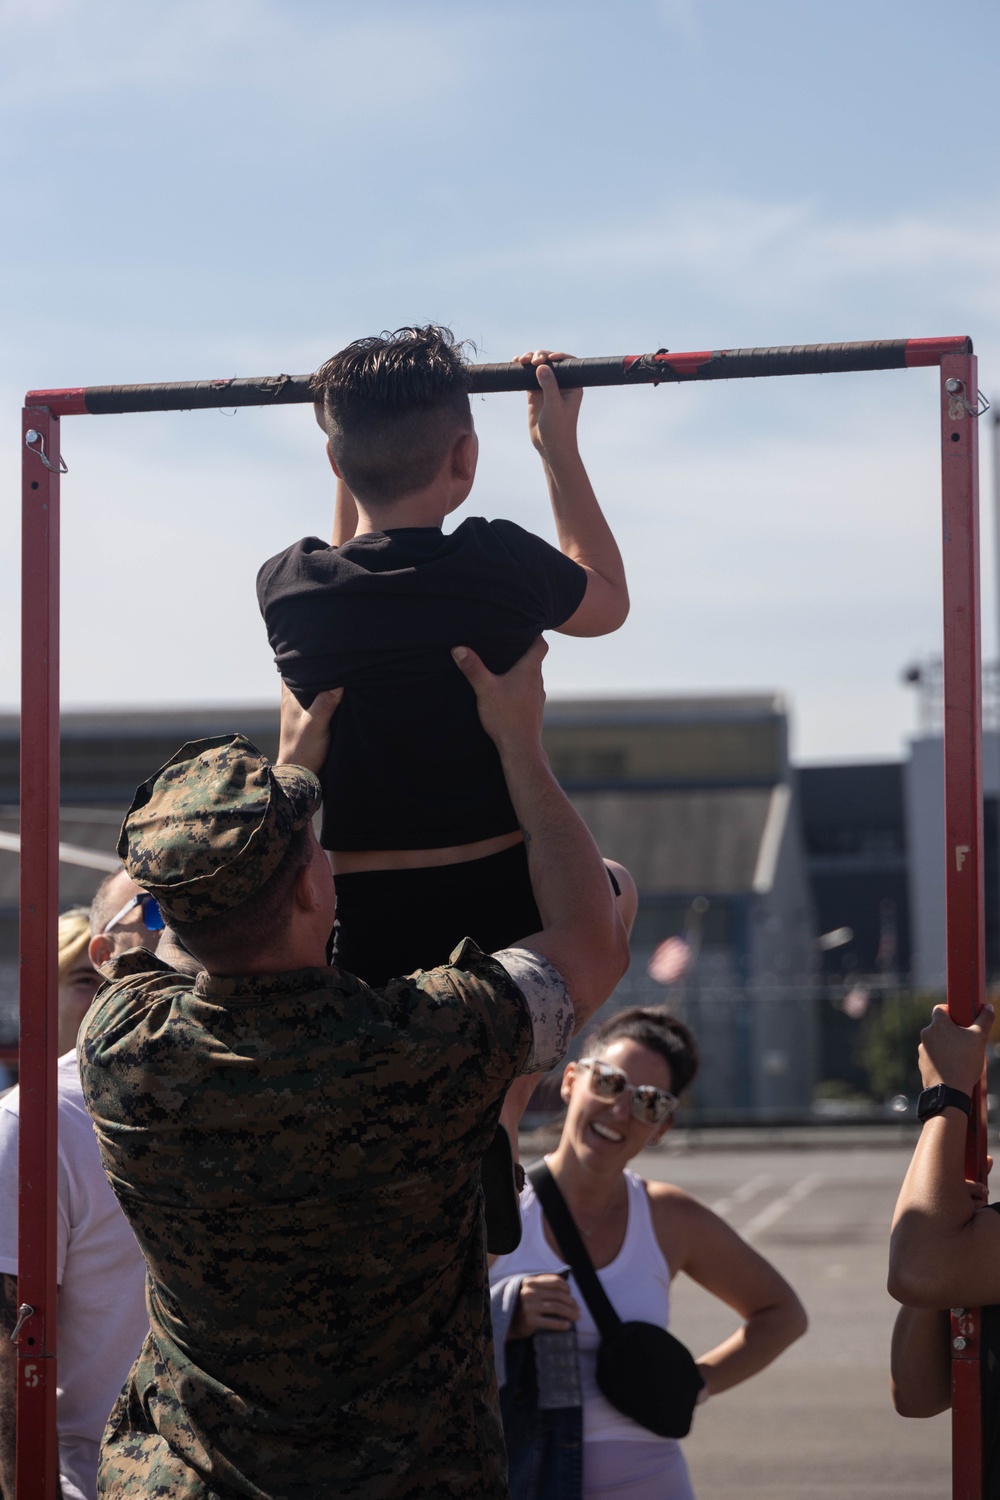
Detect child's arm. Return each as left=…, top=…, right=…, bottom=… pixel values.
left=332, top=477, right=359, bottom=547
left=516, top=348, right=629, bottom=637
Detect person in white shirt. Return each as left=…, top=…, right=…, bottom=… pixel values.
left=0, top=875, right=160, bottom=1500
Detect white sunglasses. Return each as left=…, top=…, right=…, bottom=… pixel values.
left=102, top=892, right=164, bottom=936
left=576, top=1058, right=678, bottom=1124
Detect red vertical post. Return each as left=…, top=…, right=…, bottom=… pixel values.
left=16, top=407, right=61, bottom=1499
left=939, top=352, right=986, bottom=1500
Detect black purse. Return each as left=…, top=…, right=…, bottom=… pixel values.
left=528, top=1163, right=705, bottom=1439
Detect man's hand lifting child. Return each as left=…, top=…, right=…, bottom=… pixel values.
left=277, top=682, right=344, bottom=775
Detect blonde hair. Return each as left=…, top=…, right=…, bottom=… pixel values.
left=58, top=907, right=93, bottom=986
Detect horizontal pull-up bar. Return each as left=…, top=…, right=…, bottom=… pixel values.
left=25, top=335, right=972, bottom=417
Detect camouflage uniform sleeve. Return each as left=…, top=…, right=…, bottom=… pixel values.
left=77, top=951, right=193, bottom=1129
left=418, top=940, right=536, bottom=1099
left=77, top=947, right=179, bottom=1070
left=490, top=947, right=574, bottom=1073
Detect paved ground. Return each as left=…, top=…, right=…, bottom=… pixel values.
left=533, top=1135, right=951, bottom=1498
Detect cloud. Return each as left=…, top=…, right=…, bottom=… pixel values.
left=427, top=194, right=1000, bottom=348
left=0, top=0, right=490, bottom=123
left=657, top=0, right=701, bottom=46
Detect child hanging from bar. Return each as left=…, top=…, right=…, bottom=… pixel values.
left=257, top=325, right=631, bottom=988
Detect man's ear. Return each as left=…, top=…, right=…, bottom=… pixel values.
left=559, top=1062, right=577, bottom=1106
left=451, top=429, right=478, bottom=483
left=293, top=846, right=327, bottom=915
left=293, top=859, right=316, bottom=913
left=88, top=934, right=113, bottom=970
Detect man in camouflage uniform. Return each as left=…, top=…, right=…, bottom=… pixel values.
left=79, top=640, right=629, bottom=1499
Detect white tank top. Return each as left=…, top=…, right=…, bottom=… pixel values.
left=490, top=1163, right=677, bottom=1445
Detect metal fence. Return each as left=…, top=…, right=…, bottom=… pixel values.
left=525, top=973, right=942, bottom=1127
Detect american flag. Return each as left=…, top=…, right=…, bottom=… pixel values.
left=647, top=936, right=692, bottom=985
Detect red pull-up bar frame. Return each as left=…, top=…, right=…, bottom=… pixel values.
left=17, top=335, right=985, bottom=1498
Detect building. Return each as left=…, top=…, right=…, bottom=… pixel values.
left=2, top=694, right=820, bottom=1118
left=543, top=695, right=819, bottom=1117
left=794, top=663, right=1000, bottom=1100
left=898, top=657, right=1000, bottom=990
left=796, top=761, right=913, bottom=1100
left=797, top=762, right=910, bottom=982
left=905, top=731, right=1000, bottom=989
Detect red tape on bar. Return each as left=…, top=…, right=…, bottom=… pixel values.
left=24, top=389, right=88, bottom=416
left=906, top=337, right=973, bottom=367
left=623, top=351, right=714, bottom=377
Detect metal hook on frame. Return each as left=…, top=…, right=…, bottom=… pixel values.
left=25, top=428, right=68, bottom=473
left=9, top=1303, right=33, bottom=1343
left=944, top=379, right=991, bottom=419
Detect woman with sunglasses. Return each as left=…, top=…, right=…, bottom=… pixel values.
left=490, top=1006, right=807, bottom=1500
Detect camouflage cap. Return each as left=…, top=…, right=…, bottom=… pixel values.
left=117, top=735, right=322, bottom=923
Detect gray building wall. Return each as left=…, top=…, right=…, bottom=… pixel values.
left=906, top=730, right=1000, bottom=990
left=556, top=700, right=819, bottom=1118
left=745, top=785, right=820, bottom=1112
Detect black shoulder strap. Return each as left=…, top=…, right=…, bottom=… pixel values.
left=527, top=1162, right=622, bottom=1340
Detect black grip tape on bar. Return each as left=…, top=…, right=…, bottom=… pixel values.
left=84, top=374, right=314, bottom=415
left=682, top=336, right=969, bottom=376
left=80, top=339, right=918, bottom=414
left=695, top=340, right=910, bottom=378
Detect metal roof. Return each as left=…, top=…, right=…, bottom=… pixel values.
left=566, top=784, right=790, bottom=895
left=0, top=807, right=123, bottom=911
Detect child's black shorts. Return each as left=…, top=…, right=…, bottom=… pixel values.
left=331, top=841, right=619, bottom=989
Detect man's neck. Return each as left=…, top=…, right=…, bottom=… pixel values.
left=354, top=488, right=452, bottom=534
left=204, top=941, right=329, bottom=978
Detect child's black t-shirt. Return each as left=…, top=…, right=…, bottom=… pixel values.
left=256, top=516, right=587, bottom=851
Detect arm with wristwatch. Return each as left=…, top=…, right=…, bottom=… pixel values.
left=888, top=1000, right=999, bottom=1415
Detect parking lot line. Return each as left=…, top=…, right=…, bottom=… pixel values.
left=740, top=1173, right=825, bottom=1242
left=709, top=1172, right=774, bottom=1218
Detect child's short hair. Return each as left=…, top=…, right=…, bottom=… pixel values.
left=312, top=325, right=473, bottom=505
left=588, top=1006, right=699, bottom=1097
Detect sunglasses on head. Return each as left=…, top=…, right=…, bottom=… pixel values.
left=576, top=1057, right=678, bottom=1125
left=102, top=892, right=165, bottom=936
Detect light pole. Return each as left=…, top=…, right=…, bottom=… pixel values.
left=994, top=405, right=1000, bottom=666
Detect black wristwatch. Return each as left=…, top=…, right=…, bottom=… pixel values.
left=916, top=1084, right=973, bottom=1122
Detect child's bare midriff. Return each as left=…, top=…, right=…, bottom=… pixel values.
left=329, top=829, right=523, bottom=875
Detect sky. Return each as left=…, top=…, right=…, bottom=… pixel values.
left=2, top=0, right=999, bottom=762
